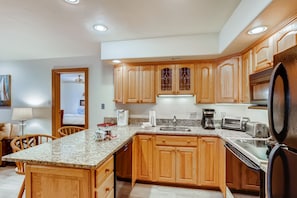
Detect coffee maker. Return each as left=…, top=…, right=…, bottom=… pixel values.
left=201, top=109, right=215, bottom=129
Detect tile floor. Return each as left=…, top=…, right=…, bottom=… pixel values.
left=0, top=165, right=223, bottom=198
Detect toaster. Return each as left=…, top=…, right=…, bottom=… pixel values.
left=221, top=116, right=250, bottom=131
left=246, top=122, right=269, bottom=138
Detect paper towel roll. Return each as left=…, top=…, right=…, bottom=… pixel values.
left=149, top=110, right=156, bottom=127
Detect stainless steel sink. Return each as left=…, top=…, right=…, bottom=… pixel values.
left=159, top=126, right=191, bottom=131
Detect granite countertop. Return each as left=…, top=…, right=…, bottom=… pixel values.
left=2, top=126, right=264, bottom=170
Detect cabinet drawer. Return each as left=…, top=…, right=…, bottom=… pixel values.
left=156, top=135, right=197, bottom=146
left=96, top=172, right=114, bottom=198
left=96, top=156, right=114, bottom=187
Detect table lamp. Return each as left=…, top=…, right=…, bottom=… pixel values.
left=12, top=107, right=33, bottom=135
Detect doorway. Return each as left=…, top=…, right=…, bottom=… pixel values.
left=52, top=68, right=89, bottom=137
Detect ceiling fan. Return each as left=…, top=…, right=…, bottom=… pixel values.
left=75, top=74, right=85, bottom=83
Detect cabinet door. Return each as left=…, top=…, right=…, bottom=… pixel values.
left=137, top=135, right=153, bottom=181
left=155, top=146, right=176, bottom=183
left=226, top=149, right=241, bottom=190
left=218, top=139, right=226, bottom=198
left=157, top=65, right=176, bottom=95
left=240, top=51, right=252, bottom=103
left=198, top=137, right=219, bottom=187
left=123, top=65, right=139, bottom=103
left=273, top=20, right=297, bottom=54
left=241, top=165, right=260, bottom=191
left=253, top=37, right=273, bottom=72
left=216, top=58, right=239, bottom=103
left=113, top=65, right=123, bottom=103
left=195, top=63, right=214, bottom=103
left=175, top=147, right=197, bottom=185
left=176, top=64, right=195, bottom=95
left=139, top=66, right=155, bottom=103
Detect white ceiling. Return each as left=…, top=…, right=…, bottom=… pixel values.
left=0, top=0, right=296, bottom=61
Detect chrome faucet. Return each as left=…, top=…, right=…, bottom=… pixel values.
left=172, top=115, right=177, bottom=127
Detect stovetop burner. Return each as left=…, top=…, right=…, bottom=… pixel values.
left=228, top=138, right=275, bottom=163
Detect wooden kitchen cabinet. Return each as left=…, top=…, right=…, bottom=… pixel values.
left=113, top=65, right=123, bottom=103
left=123, top=65, right=155, bottom=103
left=195, top=63, right=215, bottom=103
left=137, top=135, right=154, bottom=181
left=253, top=37, right=274, bottom=72
left=240, top=50, right=252, bottom=103
left=155, top=145, right=176, bottom=183
left=241, top=164, right=260, bottom=191
left=273, top=19, right=297, bottom=54
left=218, top=139, right=226, bottom=198
left=157, top=64, right=194, bottom=95
left=154, top=135, right=198, bottom=185
left=198, top=137, right=219, bottom=187
left=216, top=57, right=240, bottom=103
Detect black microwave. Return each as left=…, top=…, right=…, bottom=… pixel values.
left=249, top=67, right=273, bottom=106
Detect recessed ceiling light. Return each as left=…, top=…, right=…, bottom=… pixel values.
left=112, top=60, right=121, bottom=63
left=93, top=24, right=108, bottom=32
left=248, top=26, right=268, bottom=35
left=64, top=0, right=79, bottom=5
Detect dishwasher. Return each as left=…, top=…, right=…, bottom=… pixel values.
left=114, top=140, right=133, bottom=198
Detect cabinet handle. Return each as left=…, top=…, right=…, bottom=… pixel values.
left=187, top=140, right=191, bottom=144
left=105, top=187, right=110, bottom=192
left=105, top=169, right=110, bottom=173
left=162, top=140, right=166, bottom=143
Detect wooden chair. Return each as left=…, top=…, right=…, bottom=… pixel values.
left=58, top=126, right=85, bottom=137
left=10, top=134, right=57, bottom=198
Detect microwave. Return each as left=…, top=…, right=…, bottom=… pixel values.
left=249, top=67, right=273, bottom=106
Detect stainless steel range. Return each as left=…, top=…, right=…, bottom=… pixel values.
left=225, top=137, right=272, bottom=198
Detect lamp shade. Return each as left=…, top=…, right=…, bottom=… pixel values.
left=12, top=108, right=33, bottom=121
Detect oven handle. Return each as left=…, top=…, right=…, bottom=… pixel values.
left=225, top=143, right=261, bottom=171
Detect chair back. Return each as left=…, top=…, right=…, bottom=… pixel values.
left=58, top=126, right=85, bottom=137
left=10, top=134, right=56, bottom=174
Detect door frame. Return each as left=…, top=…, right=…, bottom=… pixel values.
left=52, top=68, right=89, bottom=137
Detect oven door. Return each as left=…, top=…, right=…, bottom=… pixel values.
left=225, top=143, right=265, bottom=198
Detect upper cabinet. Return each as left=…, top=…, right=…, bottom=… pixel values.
left=240, top=50, right=252, bottom=103
left=273, top=20, right=297, bottom=54
left=113, top=65, right=123, bottom=103
left=252, top=37, right=274, bottom=72
left=156, top=64, right=194, bottom=95
left=216, top=57, right=240, bottom=103
left=195, top=63, right=214, bottom=104
left=114, top=64, right=155, bottom=104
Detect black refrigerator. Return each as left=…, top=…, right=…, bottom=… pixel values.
left=267, top=45, right=297, bottom=198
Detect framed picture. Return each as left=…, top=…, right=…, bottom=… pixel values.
left=0, top=75, right=11, bottom=106
left=80, top=100, right=85, bottom=106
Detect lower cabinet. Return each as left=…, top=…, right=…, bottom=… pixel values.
left=137, top=135, right=153, bottom=181
left=226, top=150, right=260, bottom=192
left=25, top=155, right=114, bottom=198
left=154, top=135, right=198, bottom=185
left=198, top=137, right=219, bottom=187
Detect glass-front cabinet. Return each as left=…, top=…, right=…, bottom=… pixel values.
left=157, top=64, right=194, bottom=95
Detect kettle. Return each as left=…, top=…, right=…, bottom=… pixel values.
left=116, top=109, right=129, bottom=126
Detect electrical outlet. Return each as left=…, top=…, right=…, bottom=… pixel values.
left=101, top=103, right=105, bottom=109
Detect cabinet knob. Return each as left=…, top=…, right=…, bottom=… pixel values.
left=105, top=187, right=110, bottom=192
left=105, top=169, right=110, bottom=173
left=187, top=140, right=191, bottom=144
left=162, top=140, right=166, bottom=143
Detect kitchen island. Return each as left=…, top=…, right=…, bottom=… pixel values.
left=2, top=126, right=267, bottom=198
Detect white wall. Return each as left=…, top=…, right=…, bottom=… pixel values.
left=61, top=82, right=84, bottom=114
left=0, top=56, right=115, bottom=134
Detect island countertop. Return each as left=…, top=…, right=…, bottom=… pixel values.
left=2, top=126, right=255, bottom=169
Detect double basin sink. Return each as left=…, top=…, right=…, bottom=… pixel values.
left=159, top=126, right=191, bottom=132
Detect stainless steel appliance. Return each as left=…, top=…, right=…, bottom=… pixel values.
left=114, top=140, right=132, bottom=197
left=225, top=138, right=271, bottom=198
left=267, top=45, right=297, bottom=198
left=221, top=116, right=249, bottom=131
left=201, top=109, right=215, bottom=129
left=246, top=122, right=269, bottom=138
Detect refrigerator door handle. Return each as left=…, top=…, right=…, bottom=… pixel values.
left=268, top=62, right=290, bottom=143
